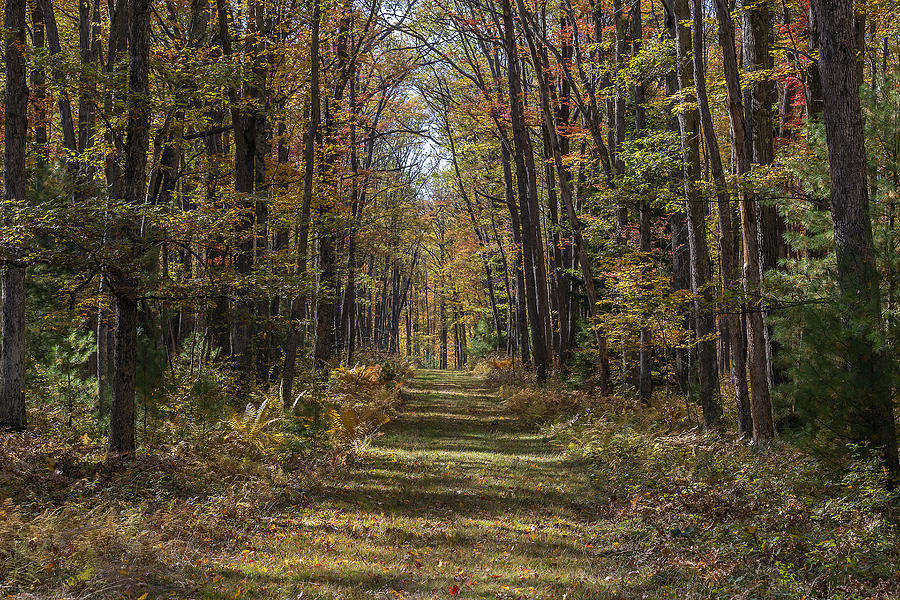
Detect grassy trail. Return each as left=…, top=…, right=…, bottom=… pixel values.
left=209, top=370, right=611, bottom=599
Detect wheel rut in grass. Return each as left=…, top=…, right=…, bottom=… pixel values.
left=234, top=369, right=615, bottom=599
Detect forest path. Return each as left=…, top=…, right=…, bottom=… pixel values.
left=209, top=370, right=612, bottom=599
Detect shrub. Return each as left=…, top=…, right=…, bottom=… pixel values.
left=547, top=401, right=900, bottom=598
left=472, top=355, right=519, bottom=386
left=499, top=384, right=599, bottom=424
left=322, top=363, right=413, bottom=450
left=225, top=396, right=286, bottom=456
left=325, top=406, right=391, bottom=448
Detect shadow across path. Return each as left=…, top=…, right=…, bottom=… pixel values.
left=202, top=370, right=618, bottom=599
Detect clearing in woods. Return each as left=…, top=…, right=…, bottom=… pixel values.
left=206, top=369, right=615, bottom=599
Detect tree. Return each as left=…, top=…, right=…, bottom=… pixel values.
left=713, top=0, right=774, bottom=440
left=108, top=0, right=152, bottom=455
left=811, top=0, right=899, bottom=475
left=692, top=0, right=751, bottom=437
left=1, top=0, right=28, bottom=431
left=668, top=0, right=722, bottom=428
left=281, top=0, right=321, bottom=406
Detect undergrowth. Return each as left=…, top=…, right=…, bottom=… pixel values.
left=502, top=379, right=900, bottom=598
left=0, top=360, right=412, bottom=599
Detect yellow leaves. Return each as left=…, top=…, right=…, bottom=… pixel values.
left=326, top=406, right=391, bottom=445
left=225, top=397, right=285, bottom=455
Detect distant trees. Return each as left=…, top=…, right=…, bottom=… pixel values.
left=0, top=0, right=898, bottom=475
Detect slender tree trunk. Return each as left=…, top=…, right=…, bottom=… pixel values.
left=36, top=0, right=76, bottom=155
left=440, top=298, right=448, bottom=370
left=805, top=4, right=825, bottom=119
left=31, top=4, right=47, bottom=161
left=672, top=0, right=721, bottom=428
left=517, top=0, right=610, bottom=391
left=501, top=0, right=548, bottom=384
left=97, top=284, right=112, bottom=416
left=501, top=143, right=531, bottom=368
left=314, top=227, right=335, bottom=371
left=281, top=0, right=319, bottom=405
left=743, top=0, right=784, bottom=391
left=713, top=0, right=775, bottom=440
left=633, top=2, right=652, bottom=403
left=693, top=0, right=752, bottom=437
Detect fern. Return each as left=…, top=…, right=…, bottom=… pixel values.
left=226, top=398, right=285, bottom=454
left=326, top=406, right=390, bottom=446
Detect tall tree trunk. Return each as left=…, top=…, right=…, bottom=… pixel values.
left=109, top=0, right=151, bottom=455
left=226, top=0, right=261, bottom=382
left=517, top=0, right=610, bottom=391
left=31, top=4, right=47, bottom=161
left=743, top=0, right=784, bottom=390
left=812, top=0, right=899, bottom=475
left=314, top=227, right=335, bottom=371
left=36, top=0, right=76, bottom=156
left=661, top=8, right=693, bottom=397
left=312, top=0, right=357, bottom=373
left=713, top=0, right=775, bottom=440
left=671, top=0, right=722, bottom=428
left=501, top=0, right=548, bottom=383
left=280, top=0, right=319, bottom=405
left=501, top=143, right=531, bottom=368
left=439, top=298, right=448, bottom=370
left=1, top=0, right=28, bottom=431
left=805, top=3, right=825, bottom=119
left=692, top=0, right=752, bottom=437
left=632, top=1, right=653, bottom=403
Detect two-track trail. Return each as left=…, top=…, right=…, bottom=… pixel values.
left=205, top=370, right=615, bottom=599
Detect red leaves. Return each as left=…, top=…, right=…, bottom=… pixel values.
left=449, top=584, right=461, bottom=596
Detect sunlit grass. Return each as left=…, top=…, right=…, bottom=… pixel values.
left=191, top=369, right=620, bottom=599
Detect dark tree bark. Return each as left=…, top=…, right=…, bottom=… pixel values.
left=313, top=224, right=336, bottom=372
left=500, top=0, right=549, bottom=384
left=31, top=4, right=47, bottom=161
left=281, top=0, right=320, bottom=406
left=440, top=298, right=448, bottom=370
left=805, top=3, right=825, bottom=119
left=224, top=0, right=263, bottom=381
left=36, top=0, right=76, bottom=156
left=501, top=143, right=531, bottom=368
left=109, top=0, right=151, bottom=455
left=812, top=0, right=899, bottom=475
left=1, top=0, right=28, bottom=431
left=516, top=0, right=610, bottom=391
left=743, top=0, right=785, bottom=390
left=633, top=2, right=652, bottom=404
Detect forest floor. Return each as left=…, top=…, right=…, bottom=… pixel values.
left=3, top=369, right=899, bottom=599
left=199, top=369, right=611, bottom=599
